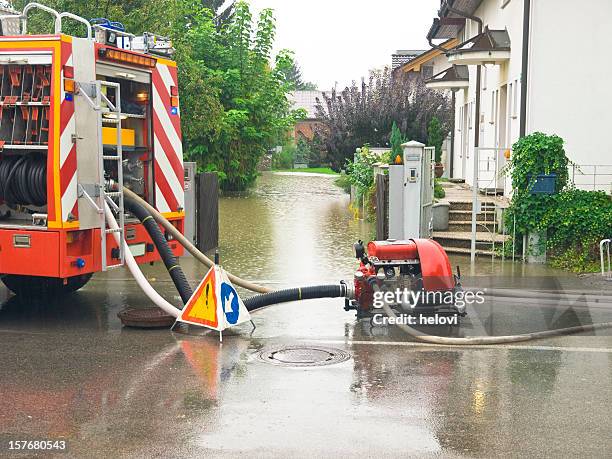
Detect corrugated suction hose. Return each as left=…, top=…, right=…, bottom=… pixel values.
left=124, top=195, right=193, bottom=305
left=123, top=187, right=272, bottom=294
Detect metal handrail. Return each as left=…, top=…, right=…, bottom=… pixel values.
left=570, top=164, right=612, bottom=193
left=55, top=12, right=92, bottom=39
left=0, top=2, right=58, bottom=35
left=470, top=146, right=511, bottom=261
left=0, top=3, right=92, bottom=39
left=601, top=239, right=611, bottom=280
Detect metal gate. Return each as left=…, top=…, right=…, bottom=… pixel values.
left=421, top=146, right=435, bottom=238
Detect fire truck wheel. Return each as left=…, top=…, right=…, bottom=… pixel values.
left=1, top=274, right=93, bottom=297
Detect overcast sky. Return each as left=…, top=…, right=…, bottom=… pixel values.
left=248, top=0, right=440, bottom=91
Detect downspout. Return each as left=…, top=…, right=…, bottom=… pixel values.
left=450, top=90, right=455, bottom=178
left=519, top=0, right=531, bottom=137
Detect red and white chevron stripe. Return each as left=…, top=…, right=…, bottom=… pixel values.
left=59, top=40, right=77, bottom=223
left=152, top=62, right=184, bottom=214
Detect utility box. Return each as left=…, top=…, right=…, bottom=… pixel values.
left=387, top=141, right=434, bottom=240
left=183, top=162, right=197, bottom=251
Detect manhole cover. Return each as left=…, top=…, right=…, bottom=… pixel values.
left=118, top=307, right=176, bottom=328
left=257, top=345, right=351, bottom=367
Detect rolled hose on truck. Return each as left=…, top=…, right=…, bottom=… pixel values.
left=119, top=188, right=612, bottom=343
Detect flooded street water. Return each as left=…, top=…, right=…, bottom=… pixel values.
left=218, top=172, right=373, bottom=288
left=0, top=172, right=611, bottom=458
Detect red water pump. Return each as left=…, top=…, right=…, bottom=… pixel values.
left=346, top=239, right=465, bottom=318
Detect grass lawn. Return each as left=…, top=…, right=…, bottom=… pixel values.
left=272, top=167, right=338, bottom=175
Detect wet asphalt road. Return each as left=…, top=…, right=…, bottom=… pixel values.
left=1, top=173, right=611, bottom=458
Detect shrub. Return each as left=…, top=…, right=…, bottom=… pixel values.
left=544, top=190, right=612, bottom=271
left=434, top=179, right=446, bottom=200
left=427, top=116, right=445, bottom=163
left=272, top=144, right=295, bottom=169
left=345, top=145, right=390, bottom=200
left=334, top=173, right=351, bottom=193
left=389, top=121, right=404, bottom=164
left=505, top=132, right=611, bottom=271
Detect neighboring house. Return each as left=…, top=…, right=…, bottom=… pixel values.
left=394, top=39, right=459, bottom=80
left=288, top=90, right=324, bottom=142
left=425, top=0, right=612, bottom=193
left=391, top=50, right=427, bottom=70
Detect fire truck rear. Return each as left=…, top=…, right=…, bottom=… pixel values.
left=0, top=4, right=185, bottom=295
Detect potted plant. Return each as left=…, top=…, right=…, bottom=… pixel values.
left=428, top=116, right=445, bottom=178
left=432, top=179, right=449, bottom=230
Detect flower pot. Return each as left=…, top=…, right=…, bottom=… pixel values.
left=432, top=201, right=450, bottom=231
left=434, top=162, right=444, bottom=178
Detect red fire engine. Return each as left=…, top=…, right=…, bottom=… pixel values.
left=0, top=4, right=184, bottom=295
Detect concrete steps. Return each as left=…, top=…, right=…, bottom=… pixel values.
left=433, top=197, right=508, bottom=257
left=448, top=221, right=497, bottom=232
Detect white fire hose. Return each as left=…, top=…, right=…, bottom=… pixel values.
left=374, top=284, right=612, bottom=345
left=105, top=203, right=180, bottom=318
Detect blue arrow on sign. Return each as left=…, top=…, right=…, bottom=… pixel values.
left=221, top=282, right=240, bottom=325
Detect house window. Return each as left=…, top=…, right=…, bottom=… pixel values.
left=422, top=65, right=434, bottom=80
left=490, top=91, right=495, bottom=124
left=468, top=102, right=473, bottom=130
left=512, top=79, right=519, bottom=118
left=482, top=66, right=487, bottom=90
left=508, top=82, right=513, bottom=118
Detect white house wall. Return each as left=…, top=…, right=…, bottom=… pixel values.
left=452, top=0, right=525, bottom=190
left=528, top=0, right=612, bottom=191
left=450, top=0, right=612, bottom=193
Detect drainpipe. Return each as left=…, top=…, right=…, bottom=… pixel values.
left=450, top=90, right=455, bottom=178
left=427, top=27, right=449, bottom=54
left=519, top=0, right=531, bottom=137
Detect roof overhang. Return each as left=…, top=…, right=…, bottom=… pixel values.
left=425, top=65, right=469, bottom=91
left=397, top=38, right=459, bottom=73
left=428, top=17, right=466, bottom=40
left=438, top=0, right=484, bottom=18
left=446, top=28, right=510, bottom=66
left=429, top=0, right=483, bottom=39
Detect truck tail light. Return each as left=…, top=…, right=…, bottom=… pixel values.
left=99, top=48, right=157, bottom=68
left=64, top=78, right=75, bottom=93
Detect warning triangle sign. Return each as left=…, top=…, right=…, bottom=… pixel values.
left=177, top=265, right=251, bottom=332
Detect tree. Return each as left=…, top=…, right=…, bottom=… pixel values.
left=427, top=116, right=445, bottom=163
left=274, top=50, right=317, bottom=91
left=180, top=1, right=302, bottom=190
left=313, top=68, right=452, bottom=171
left=389, top=121, right=404, bottom=163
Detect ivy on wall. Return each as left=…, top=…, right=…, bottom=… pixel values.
left=505, top=132, right=612, bottom=271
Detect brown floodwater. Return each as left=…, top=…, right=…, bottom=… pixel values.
left=218, top=171, right=603, bottom=291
